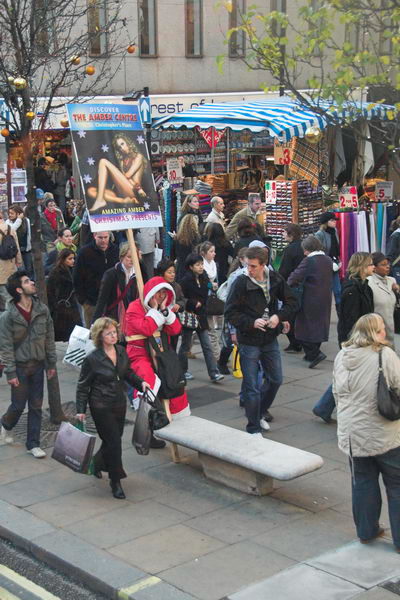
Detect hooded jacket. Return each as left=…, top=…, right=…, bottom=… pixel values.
left=224, top=268, right=297, bottom=346
left=333, top=345, right=400, bottom=457
left=0, top=297, right=56, bottom=380
left=124, top=277, right=188, bottom=414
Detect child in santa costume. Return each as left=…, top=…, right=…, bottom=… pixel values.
left=124, top=277, right=190, bottom=420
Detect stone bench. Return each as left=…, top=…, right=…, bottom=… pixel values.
left=156, top=415, right=324, bottom=496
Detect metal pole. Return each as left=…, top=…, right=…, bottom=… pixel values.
left=144, top=86, right=152, bottom=161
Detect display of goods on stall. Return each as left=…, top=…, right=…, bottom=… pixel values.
left=265, top=179, right=323, bottom=250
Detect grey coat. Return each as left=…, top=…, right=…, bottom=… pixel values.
left=288, top=253, right=333, bottom=342
left=367, top=273, right=396, bottom=345
left=315, top=228, right=339, bottom=256
left=0, top=297, right=57, bottom=380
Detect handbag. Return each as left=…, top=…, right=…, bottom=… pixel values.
left=179, top=311, right=199, bottom=330
left=51, top=422, right=96, bottom=473
left=147, top=332, right=186, bottom=399
left=206, top=291, right=225, bottom=316
left=145, top=389, right=170, bottom=431
left=232, top=345, right=243, bottom=379
left=216, top=280, right=229, bottom=302
left=132, top=389, right=169, bottom=455
left=377, top=349, right=400, bottom=421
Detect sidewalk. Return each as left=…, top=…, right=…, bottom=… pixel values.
left=0, top=319, right=399, bottom=600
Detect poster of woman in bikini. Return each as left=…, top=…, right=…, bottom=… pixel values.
left=66, top=103, right=163, bottom=232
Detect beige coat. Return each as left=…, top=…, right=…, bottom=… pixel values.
left=333, top=345, right=400, bottom=457
left=367, top=273, right=396, bottom=345
left=225, top=205, right=265, bottom=240
left=0, top=221, right=22, bottom=285
left=205, top=208, right=225, bottom=229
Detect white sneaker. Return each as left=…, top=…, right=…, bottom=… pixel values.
left=0, top=425, right=13, bottom=444
left=260, top=418, right=271, bottom=431
left=252, top=432, right=264, bottom=439
left=27, top=447, right=46, bottom=459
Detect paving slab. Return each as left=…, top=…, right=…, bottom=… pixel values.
left=0, top=452, right=57, bottom=485
left=353, top=589, right=400, bottom=599
left=252, top=508, right=356, bottom=561
left=124, top=580, right=198, bottom=600
left=65, top=499, right=189, bottom=549
left=0, top=499, right=55, bottom=551
left=109, top=524, right=226, bottom=573
left=307, top=540, right=400, bottom=588
left=267, top=419, right=337, bottom=450
left=187, top=496, right=306, bottom=544
left=161, top=540, right=295, bottom=600
left=227, top=563, right=363, bottom=600
left=0, top=467, right=93, bottom=507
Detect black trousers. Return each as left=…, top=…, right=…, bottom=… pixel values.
left=300, top=341, right=321, bottom=361
left=90, top=402, right=126, bottom=481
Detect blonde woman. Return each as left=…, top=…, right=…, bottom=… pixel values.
left=175, top=213, right=201, bottom=281
left=178, top=193, right=203, bottom=228
left=76, top=317, right=150, bottom=499
left=333, top=313, right=400, bottom=552
left=313, top=252, right=374, bottom=423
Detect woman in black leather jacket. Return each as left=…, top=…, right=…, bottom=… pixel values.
left=76, top=317, right=150, bottom=499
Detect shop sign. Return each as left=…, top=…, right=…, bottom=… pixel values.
left=274, top=139, right=292, bottom=165
left=196, top=127, right=226, bottom=148
left=66, top=103, right=163, bottom=232
left=376, top=181, right=393, bottom=201
left=166, top=157, right=183, bottom=183
left=265, top=180, right=277, bottom=205
left=339, top=186, right=358, bottom=209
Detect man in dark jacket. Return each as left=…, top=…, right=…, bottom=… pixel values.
left=279, top=223, right=304, bottom=353
left=225, top=246, right=297, bottom=435
left=0, top=271, right=57, bottom=457
left=73, top=231, right=119, bottom=327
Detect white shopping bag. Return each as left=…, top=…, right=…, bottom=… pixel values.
left=153, top=246, right=163, bottom=268
left=63, top=326, right=95, bottom=368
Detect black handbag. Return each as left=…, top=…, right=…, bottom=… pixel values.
left=146, top=389, right=170, bottom=431
left=377, top=349, right=400, bottom=421
left=132, top=393, right=152, bottom=455
left=147, top=332, right=186, bottom=399
left=206, top=292, right=224, bottom=316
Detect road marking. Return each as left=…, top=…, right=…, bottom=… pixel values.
left=118, top=576, right=161, bottom=599
left=0, top=564, right=61, bottom=600
left=0, top=586, right=20, bottom=600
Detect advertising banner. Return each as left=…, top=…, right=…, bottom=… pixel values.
left=66, top=103, right=163, bottom=232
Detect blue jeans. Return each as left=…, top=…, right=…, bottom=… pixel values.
left=239, top=339, right=283, bottom=433
left=178, top=328, right=219, bottom=378
left=332, top=271, right=341, bottom=306
left=313, top=384, right=335, bottom=420
left=1, top=362, right=45, bottom=449
left=351, top=446, right=400, bottom=549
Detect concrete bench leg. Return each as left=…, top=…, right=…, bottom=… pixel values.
left=170, top=443, right=181, bottom=464
left=198, top=453, right=274, bottom=496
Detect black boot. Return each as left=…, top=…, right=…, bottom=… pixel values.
left=150, top=435, right=166, bottom=449
left=110, top=479, right=126, bottom=499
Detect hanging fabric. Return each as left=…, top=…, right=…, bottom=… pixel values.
left=381, top=204, right=387, bottom=253
left=369, top=212, right=377, bottom=253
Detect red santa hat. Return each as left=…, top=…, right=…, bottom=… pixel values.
left=142, top=276, right=175, bottom=310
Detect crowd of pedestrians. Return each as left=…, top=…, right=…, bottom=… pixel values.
left=1, top=183, right=400, bottom=552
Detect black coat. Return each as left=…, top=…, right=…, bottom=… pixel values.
left=175, top=240, right=199, bottom=282
left=214, top=243, right=234, bottom=284
left=233, top=234, right=262, bottom=257
left=337, top=277, right=374, bottom=344
left=92, top=262, right=148, bottom=323
left=387, top=231, right=400, bottom=264
left=46, top=266, right=81, bottom=341
left=34, top=166, right=56, bottom=195
left=279, top=240, right=304, bottom=280
left=73, top=240, right=119, bottom=306
left=225, top=270, right=298, bottom=346
left=288, top=254, right=333, bottom=343
left=76, top=345, right=144, bottom=414
left=179, top=271, right=210, bottom=330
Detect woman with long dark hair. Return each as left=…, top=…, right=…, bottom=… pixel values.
left=47, top=248, right=81, bottom=341
left=174, top=214, right=201, bottom=282
left=203, top=222, right=234, bottom=284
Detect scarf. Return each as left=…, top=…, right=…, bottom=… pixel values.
left=44, top=208, right=57, bottom=231
left=203, top=258, right=217, bottom=283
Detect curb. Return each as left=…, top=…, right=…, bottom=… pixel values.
left=0, top=499, right=197, bottom=600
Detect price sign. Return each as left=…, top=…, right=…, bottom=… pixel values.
left=265, top=180, right=277, bottom=205
left=376, top=181, right=393, bottom=201
left=339, top=186, right=358, bottom=209
left=274, top=139, right=292, bottom=165
left=166, top=158, right=183, bottom=183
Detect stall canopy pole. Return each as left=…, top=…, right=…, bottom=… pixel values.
left=126, top=229, right=144, bottom=302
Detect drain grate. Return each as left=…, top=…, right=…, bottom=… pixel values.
left=10, top=401, right=134, bottom=449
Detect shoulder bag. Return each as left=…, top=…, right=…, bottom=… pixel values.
left=206, top=291, right=225, bottom=316
left=178, top=311, right=199, bottom=330
left=377, top=349, right=400, bottom=421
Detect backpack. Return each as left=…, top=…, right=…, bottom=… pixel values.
left=0, top=226, right=18, bottom=260
left=147, top=332, right=186, bottom=399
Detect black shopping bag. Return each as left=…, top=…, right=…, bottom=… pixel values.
left=132, top=393, right=152, bottom=456
left=52, top=422, right=96, bottom=473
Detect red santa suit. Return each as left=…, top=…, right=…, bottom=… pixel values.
left=125, top=277, right=189, bottom=415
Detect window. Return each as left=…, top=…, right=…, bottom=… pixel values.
left=270, top=0, right=286, bottom=37
left=87, top=0, right=108, bottom=56
left=229, top=0, right=245, bottom=58
left=185, top=0, right=203, bottom=57
left=35, top=0, right=57, bottom=55
left=345, top=23, right=360, bottom=52
left=138, top=0, right=157, bottom=57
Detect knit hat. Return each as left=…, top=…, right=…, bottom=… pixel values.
left=249, top=240, right=267, bottom=248
left=320, top=212, right=337, bottom=225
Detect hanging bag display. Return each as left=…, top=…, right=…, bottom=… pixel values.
left=377, top=349, right=400, bottom=421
